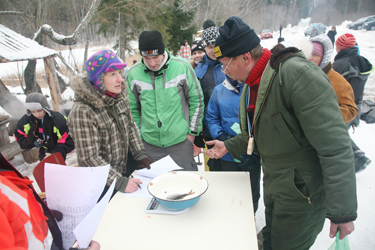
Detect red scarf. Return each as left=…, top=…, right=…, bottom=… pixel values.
left=245, top=48, right=271, bottom=128
left=105, top=91, right=117, bottom=98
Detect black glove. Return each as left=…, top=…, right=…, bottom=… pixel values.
left=215, top=132, right=233, bottom=142
left=237, top=154, right=261, bottom=171
left=137, top=158, right=152, bottom=169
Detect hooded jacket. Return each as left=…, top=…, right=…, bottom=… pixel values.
left=333, top=46, right=373, bottom=105
left=225, top=44, right=357, bottom=224
left=15, top=108, right=74, bottom=161
left=126, top=49, right=204, bottom=148
left=67, top=76, right=148, bottom=191
left=310, top=34, right=358, bottom=123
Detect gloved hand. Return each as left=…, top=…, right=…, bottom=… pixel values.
left=237, top=153, right=261, bottom=171
left=33, top=139, right=43, bottom=148
left=137, top=158, right=152, bottom=169
left=215, top=132, right=233, bottom=142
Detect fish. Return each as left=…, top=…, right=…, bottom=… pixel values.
left=165, top=189, right=195, bottom=200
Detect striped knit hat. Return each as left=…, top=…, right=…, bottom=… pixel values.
left=335, top=33, right=356, bottom=51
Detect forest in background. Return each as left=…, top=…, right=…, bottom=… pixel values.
left=1, top=0, right=374, bottom=54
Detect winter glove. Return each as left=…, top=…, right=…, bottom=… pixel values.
left=33, top=139, right=43, bottom=148
left=215, top=132, right=234, bottom=142
left=137, top=158, right=152, bottom=169
left=237, top=153, right=261, bottom=171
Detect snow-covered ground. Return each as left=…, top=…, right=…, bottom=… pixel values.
left=1, top=20, right=374, bottom=249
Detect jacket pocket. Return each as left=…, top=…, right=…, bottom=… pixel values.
left=271, top=112, right=302, bottom=153
left=293, top=168, right=311, bottom=204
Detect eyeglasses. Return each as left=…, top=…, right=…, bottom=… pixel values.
left=221, top=57, right=233, bottom=74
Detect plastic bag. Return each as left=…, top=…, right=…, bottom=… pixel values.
left=328, top=230, right=350, bottom=250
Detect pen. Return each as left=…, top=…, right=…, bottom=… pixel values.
left=130, top=174, right=142, bottom=189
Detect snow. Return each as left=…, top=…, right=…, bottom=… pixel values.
left=1, top=20, right=374, bottom=249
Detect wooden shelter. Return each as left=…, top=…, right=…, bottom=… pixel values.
left=0, top=24, right=61, bottom=111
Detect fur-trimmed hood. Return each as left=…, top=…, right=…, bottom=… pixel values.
left=70, top=74, right=127, bottom=109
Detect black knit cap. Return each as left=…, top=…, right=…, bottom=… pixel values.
left=191, top=40, right=205, bottom=54
left=213, top=16, right=260, bottom=60
left=139, top=30, right=165, bottom=57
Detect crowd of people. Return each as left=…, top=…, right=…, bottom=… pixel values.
left=2, top=16, right=373, bottom=250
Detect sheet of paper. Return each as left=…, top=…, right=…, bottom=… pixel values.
left=45, top=163, right=109, bottom=250
left=136, top=155, right=183, bottom=179
left=73, top=178, right=116, bottom=248
left=121, top=155, right=182, bottom=198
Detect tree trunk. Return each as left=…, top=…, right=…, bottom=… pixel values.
left=24, top=60, right=42, bottom=94
left=119, top=13, right=126, bottom=62
left=0, top=78, right=25, bottom=119
left=43, top=57, right=61, bottom=111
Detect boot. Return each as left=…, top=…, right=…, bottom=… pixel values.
left=355, top=154, right=371, bottom=173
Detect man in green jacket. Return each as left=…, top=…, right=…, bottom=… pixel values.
left=127, top=30, right=204, bottom=170
left=204, top=16, right=357, bottom=249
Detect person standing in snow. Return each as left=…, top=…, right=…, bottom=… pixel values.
left=204, top=16, right=357, bottom=250
left=180, top=40, right=191, bottom=60
left=308, top=34, right=358, bottom=123
left=279, top=24, right=283, bottom=37
left=327, top=26, right=337, bottom=45
left=126, top=30, right=204, bottom=170
left=310, top=24, right=320, bottom=38
left=68, top=50, right=152, bottom=197
left=194, top=19, right=226, bottom=171
left=14, top=92, right=75, bottom=161
left=333, top=33, right=374, bottom=173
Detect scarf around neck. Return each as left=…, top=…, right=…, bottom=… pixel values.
left=245, top=48, right=272, bottom=127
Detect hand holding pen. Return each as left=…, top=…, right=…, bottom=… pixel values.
left=125, top=175, right=142, bottom=192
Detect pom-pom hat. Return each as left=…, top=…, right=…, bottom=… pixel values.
left=85, top=50, right=127, bottom=90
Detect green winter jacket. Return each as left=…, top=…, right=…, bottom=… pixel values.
left=126, top=50, right=204, bottom=148
left=225, top=46, right=357, bottom=223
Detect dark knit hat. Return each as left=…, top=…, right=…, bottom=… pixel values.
left=139, top=30, right=165, bottom=57
left=191, top=40, right=205, bottom=54
left=85, top=50, right=127, bottom=90
left=201, top=20, right=219, bottom=47
left=213, top=16, right=260, bottom=60
left=24, top=92, right=51, bottom=116
left=335, top=33, right=356, bottom=51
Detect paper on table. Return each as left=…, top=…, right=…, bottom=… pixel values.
left=74, top=177, right=116, bottom=248
left=121, top=155, right=182, bottom=198
left=136, top=155, right=183, bottom=179
left=45, top=163, right=110, bottom=250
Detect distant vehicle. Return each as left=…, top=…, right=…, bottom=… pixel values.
left=347, top=15, right=375, bottom=30
left=304, top=23, right=327, bottom=36
left=260, top=29, right=273, bottom=39
left=363, top=20, right=375, bottom=31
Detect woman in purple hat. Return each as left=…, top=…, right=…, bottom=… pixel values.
left=67, top=50, right=152, bottom=198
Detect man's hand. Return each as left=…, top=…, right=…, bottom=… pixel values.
left=137, top=158, right=152, bottom=169
left=187, top=134, right=195, bottom=144
left=203, top=140, right=228, bottom=159
left=329, top=221, right=355, bottom=240
left=125, top=178, right=142, bottom=193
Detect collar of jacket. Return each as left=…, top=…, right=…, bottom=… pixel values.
left=70, top=75, right=126, bottom=109
left=270, top=44, right=301, bottom=71
left=334, top=46, right=358, bottom=61
left=195, top=54, right=221, bottom=79
left=322, top=62, right=333, bottom=75
left=142, top=50, right=171, bottom=75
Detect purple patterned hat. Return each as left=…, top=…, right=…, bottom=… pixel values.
left=85, top=50, right=127, bottom=90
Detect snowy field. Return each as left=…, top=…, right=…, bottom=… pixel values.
left=1, top=19, right=374, bottom=249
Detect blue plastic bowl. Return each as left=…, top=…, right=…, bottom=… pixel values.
left=148, top=172, right=209, bottom=210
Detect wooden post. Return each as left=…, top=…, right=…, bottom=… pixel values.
left=0, top=115, right=10, bottom=148
left=43, top=56, right=61, bottom=111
